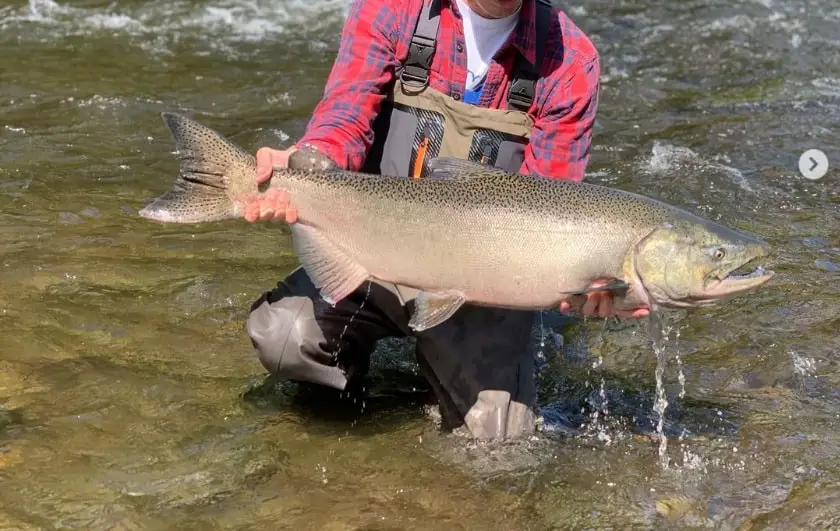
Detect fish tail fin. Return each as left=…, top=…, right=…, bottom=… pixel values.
left=139, top=112, right=257, bottom=223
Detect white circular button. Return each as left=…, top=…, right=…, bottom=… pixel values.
left=799, top=149, right=829, bottom=180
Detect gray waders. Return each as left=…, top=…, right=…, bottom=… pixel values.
left=248, top=0, right=553, bottom=440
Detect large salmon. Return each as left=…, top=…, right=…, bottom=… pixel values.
left=139, top=113, right=774, bottom=331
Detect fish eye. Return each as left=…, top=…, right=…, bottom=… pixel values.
left=713, top=248, right=726, bottom=260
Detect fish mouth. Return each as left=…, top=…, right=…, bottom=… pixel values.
left=703, top=259, right=775, bottom=298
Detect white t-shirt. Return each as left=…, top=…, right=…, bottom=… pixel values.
left=455, top=0, right=520, bottom=91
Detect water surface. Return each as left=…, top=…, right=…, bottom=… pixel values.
left=1, top=0, right=839, bottom=528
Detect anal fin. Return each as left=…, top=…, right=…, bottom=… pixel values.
left=409, top=290, right=467, bottom=332
left=290, top=225, right=369, bottom=305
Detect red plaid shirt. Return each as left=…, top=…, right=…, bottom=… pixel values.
left=296, top=0, right=600, bottom=182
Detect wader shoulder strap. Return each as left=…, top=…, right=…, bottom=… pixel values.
left=400, top=0, right=551, bottom=107
left=400, top=0, right=442, bottom=88
left=507, top=0, right=553, bottom=111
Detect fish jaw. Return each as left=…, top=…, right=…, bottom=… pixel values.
left=702, top=268, right=775, bottom=299
left=698, top=242, right=775, bottom=300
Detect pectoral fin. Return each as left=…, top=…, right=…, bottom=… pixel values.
left=290, top=224, right=369, bottom=305
left=408, top=290, right=467, bottom=332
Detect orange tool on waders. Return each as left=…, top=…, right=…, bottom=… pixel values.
left=412, top=124, right=431, bottom=179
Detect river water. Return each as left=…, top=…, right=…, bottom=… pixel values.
left=1, top=0, right=839, bottom=528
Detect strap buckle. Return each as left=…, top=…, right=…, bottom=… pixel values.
left=399, top=36, right=435, bottom=88
left=507, top=73, right=537, bottom=111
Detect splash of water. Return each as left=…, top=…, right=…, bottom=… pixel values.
left=675, top=327, right=685, bottom=399
left=332, top=283, right=371, bottom=357
left=652, top=336, right=669, bottom=468
left=644, top=141, right=755, bottom=193
left=535, top=310, right=547, bottom=368
left=581, top=320, right=616, bottom=445
left=333, top=282, right=371, bottom=408
left=648, top=314, right=676, bottom=469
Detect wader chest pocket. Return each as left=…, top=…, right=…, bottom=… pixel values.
left=377, top=103, right=444, bottom=179
left=468, top=129, right=528, bottom=173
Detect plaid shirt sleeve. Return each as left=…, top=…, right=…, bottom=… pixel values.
left=294, top=0, right=399, bottom=170
left=522, top=55, right=600, bottom=182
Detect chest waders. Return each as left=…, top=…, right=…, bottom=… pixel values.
left=247, top=0, right=553, bottom=440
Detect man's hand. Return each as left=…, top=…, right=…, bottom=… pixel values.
left=243, top=147, right=298, bottom=223
left=558, top=279, right=650, bottom=319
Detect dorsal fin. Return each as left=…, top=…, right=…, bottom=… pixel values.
left=426, top=157, right=510, bottom=180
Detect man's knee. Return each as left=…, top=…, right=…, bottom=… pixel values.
left=247, top=278, right=350, bottom=391
left=415, top=306, right=539, bottom=440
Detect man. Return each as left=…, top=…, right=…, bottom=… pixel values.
left=244, top=0, right=650, bottom=440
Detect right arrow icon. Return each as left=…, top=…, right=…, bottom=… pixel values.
left=799, top=149, right=829, bottom=180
